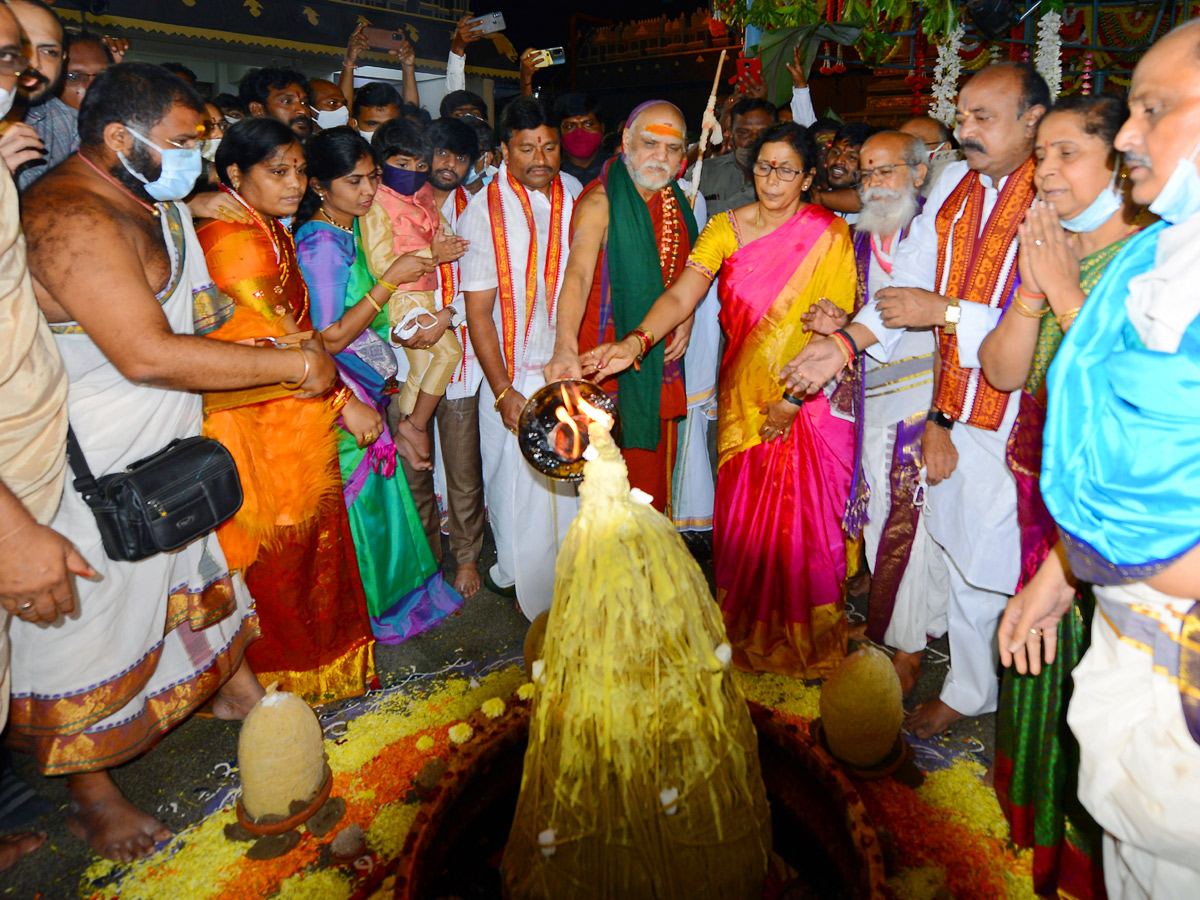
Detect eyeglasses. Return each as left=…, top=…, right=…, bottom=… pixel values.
left=752, top=160, right=803, bottom=182
left=65, top=71, right=101, bottom=87
left=0, top=50, right=30, bottom=78
left=856, top=162, right=910, bottom=184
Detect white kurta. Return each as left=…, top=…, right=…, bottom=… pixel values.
left=457, top=164, right=580, bottom=619
left=885, top=159, right=1023, bottom=716
left=853, top=241, right=947, bottom=654
left=1067, top=210, right=1200, bottom=900
left=10, top=204, right=255, bottom=772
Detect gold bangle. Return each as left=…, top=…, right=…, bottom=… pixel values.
left=365, top=291, right=383, bottom=314
left=330, top=384, right=353, bottom=412
left=377, top=279, right=399, bottom=294
left=280, top=345, right=309, bottom=390
left=1056, top=306, right=1082, bottom=329
left=831, top=333, right=852, bottom=369
left=494, top=384, right=514, bottom=411
left=1012, top=295, right=1048, bottom=319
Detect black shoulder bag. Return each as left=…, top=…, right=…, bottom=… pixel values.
left=66, top=426, right=243, bottom=562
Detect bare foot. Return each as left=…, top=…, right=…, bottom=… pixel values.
left=905, top=698, right=964, bottom=739
left=67, top=771, right=173, bottom=863
left=395, top=418, right=432, bottom=471
left=453, top=562, right=481, bottom=598
left=892, top=650, right=923, bottom=698
left=212, top=659, right=266, bottom=721
left=0, top=832, right=44, bottom=872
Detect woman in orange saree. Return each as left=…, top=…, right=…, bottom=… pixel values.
left=584, top=123, right=857, bottom=679
left=197, top=118, right=378, bottom=704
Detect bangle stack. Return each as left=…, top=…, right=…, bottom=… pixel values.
left=377, top=279, right=399, bottom=294
left=280, top=345, right=309, bottom=390
left=1013, top=284, right=1049, bottom=319
left=626, top=328, right=655, bottom=370
left=830, top=329, right=857, bottom=370
left=330, top=384, right=353, bottom=412
left=1056, top=306, right=1082, bottom=330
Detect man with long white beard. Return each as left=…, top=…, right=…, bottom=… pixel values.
left=786, top=64, right=1047, bottom=739
left=787, top=131, right=948, bottom=694
left=545, top=101, right=699, bottom=511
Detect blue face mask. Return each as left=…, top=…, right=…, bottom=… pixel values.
left=481, top=164, right=499, bottom=188
left=464, top=160, right=483, bottom=186
left=1060, top=168, right=1122, bottom=233
left=381, top=163, right=427, bottom=196
left=1148, top=141, right=1200, bottom=225
left=120, top=128, right=202, bottom=201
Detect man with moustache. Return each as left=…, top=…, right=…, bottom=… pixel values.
left=787, top=63, right=1047, bottom=738
left=238, top=66, right=313, bottom=139
left=1001, top=22, right=1200, bottom=898
left=6, top=0, right=72, bottom=190
left=459, top=97, right=579, bottom=618
left=545, top=100, right=699, bottom=510
left=783, top=131, right=948, bottom=696
left=399, top=116, right=488, bottom=599
left=60, top=32, right=113, bottom=112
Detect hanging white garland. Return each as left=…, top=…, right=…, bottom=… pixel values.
left=930, top=24, right=965, bottom=128
left=1035, top=11, right=1064, bottom=101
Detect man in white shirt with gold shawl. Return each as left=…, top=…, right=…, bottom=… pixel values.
left=459, top=96, right=579, bottom=619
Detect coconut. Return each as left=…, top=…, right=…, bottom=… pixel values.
left=238, top=683, right=327, bottom=821
left=818, top=646, right=903, bottom=769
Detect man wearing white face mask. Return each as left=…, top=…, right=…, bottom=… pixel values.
left=900, top=115, right=961, bottom=197
left=12, top=62, right=338, bottom=863
left=309, top=76, right=350, bottom=132
left=998, top=22, right=1200, bottom=900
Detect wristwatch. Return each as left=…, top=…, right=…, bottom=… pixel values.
left=926, top=408, right=955, bottom=430
left=943, top=299, right=962, bottom=335
left=448, top=307, right=465, bottom=329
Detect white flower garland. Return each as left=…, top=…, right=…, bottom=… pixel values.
left=1035, top=11, right=1063, bottom=101
left=930, top=24, right=965, bottom=128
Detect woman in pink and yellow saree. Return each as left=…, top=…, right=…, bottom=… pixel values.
left=584, top=123, right=856, bottom=679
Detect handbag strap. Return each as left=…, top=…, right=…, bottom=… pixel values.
left=65, top=424, right=103, bottom=508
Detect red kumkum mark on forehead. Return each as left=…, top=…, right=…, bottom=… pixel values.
left=645, top=124, right=683, bottom=139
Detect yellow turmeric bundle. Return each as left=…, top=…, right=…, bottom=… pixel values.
left=502, top=424, right=770, bottom=900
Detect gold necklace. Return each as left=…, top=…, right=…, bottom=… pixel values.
left=319, top=207, right=354, bottom=234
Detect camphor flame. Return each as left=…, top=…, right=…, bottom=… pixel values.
left=575, top=394, right=614, bottom=431
left=550, top=383, right=613, bottom=462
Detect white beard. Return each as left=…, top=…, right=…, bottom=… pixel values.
left=856, top=184, right=920, bottom=238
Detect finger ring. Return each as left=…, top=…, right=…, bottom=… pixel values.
left=1030, top=628, right=1043, bottom=637
left=1034, top=239, right=1043, bottom=246
left=19, top=601, right=33, bottom=611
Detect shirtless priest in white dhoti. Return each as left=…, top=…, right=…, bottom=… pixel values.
left=784, top=131, right=948, bottom=696
left=1002, top=23, right=1200, bottom=899
left=460, top=97, right=580, bottom=620
left=11, top=64, right=337, bottom=862
left=788, top=64, right=1047, bottom=737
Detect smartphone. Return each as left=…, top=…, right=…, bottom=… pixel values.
left=729, top=56, right=762, bottom=86
left=362, top=26, right=409, bottom=53
left=531, top=47, right=566, bottom=69
left=465, top=11, right=506, bottom=35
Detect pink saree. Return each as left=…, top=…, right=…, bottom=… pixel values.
left=711, top=205, right=856, bottom=679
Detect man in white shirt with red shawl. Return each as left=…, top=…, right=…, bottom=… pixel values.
left=459, top=97, right=579, bottom=619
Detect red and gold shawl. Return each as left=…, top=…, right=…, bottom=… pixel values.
left=933, top=157, right=1035, bottom=430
